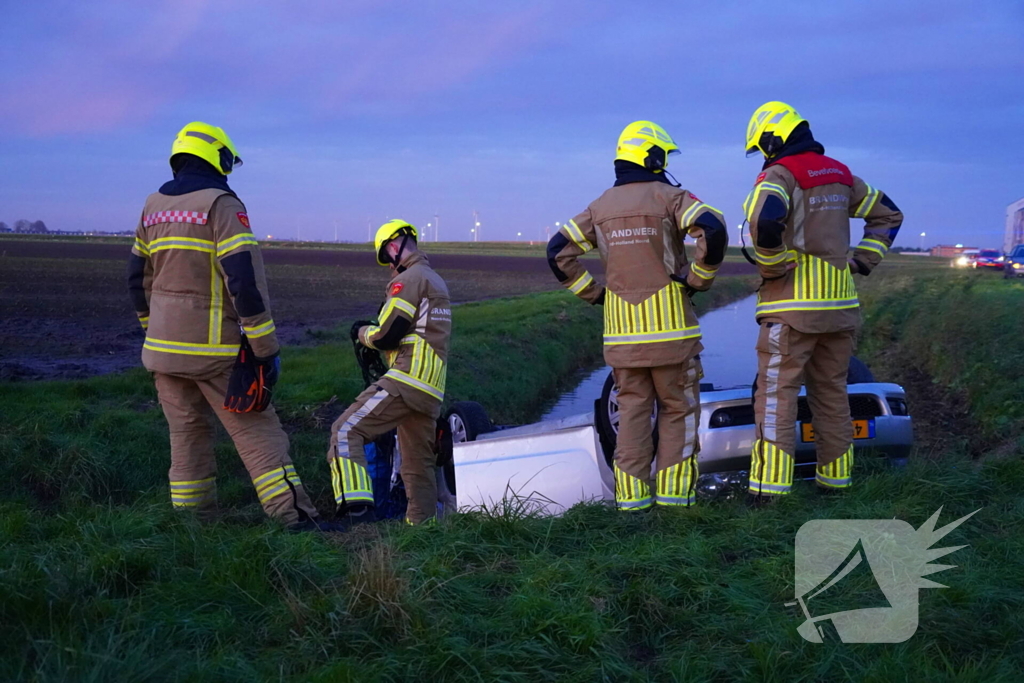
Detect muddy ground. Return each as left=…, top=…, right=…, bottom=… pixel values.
left=0, top=238, right=754, bottom=381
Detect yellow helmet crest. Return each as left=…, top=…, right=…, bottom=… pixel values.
left=745, top=101, right=806, bottom=158
left=170, top=122, right=242, bottom=175
left=374, top=219, right=418, bottom=266
left=615, top=120, right=680, bottom=171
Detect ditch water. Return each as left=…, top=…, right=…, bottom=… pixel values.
left=540, top=294, right=760, bottom=420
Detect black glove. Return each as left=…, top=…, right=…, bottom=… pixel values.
left=592, top=288, right=606, bottom=306
left=350, top=320, right=375, bottom=344
left=670, top=274, right=699, bottom=298
left=224, top=336, right=276, bottom=413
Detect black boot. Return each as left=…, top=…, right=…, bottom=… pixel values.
left=337, top=503, right=377, bottom=530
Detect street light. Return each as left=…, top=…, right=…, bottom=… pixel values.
left=426, top=222, right=431, bottom=243
left=919, top=231, right=927, bottom=250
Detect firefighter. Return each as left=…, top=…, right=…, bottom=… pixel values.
left=128, top=122, right=336, bottom=532
left=327, top=220, right=452, bottom=526
left=742, top=101, right=903, bottom=503
left=548, top=121, right=728, bottom=511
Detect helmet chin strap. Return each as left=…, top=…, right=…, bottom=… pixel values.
left=391, top=235, right=410, bottom=272
left=663, top=169, right=682, bottom=188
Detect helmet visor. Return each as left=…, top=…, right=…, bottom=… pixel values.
left=745, top=146, right=761, bottom=158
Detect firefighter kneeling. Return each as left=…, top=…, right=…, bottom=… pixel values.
left=548, top=121, right=728, bottom=511
left=327, top=221, right=452, bottom=526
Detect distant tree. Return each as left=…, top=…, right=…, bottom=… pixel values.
left=30, top=220, right=48, bottom=233
left=14, top=219, right=32, bottom=233
left=0, top=221, right=9, bottom=232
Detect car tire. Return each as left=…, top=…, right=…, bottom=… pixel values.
left=595, top=371, right=658, bottom=468
left=847, top=356, right=875, bottom=384
left=446, top=401, right=493, bottom=444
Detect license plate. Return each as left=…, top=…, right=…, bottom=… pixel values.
left=801, top=419, right=875, bottom=443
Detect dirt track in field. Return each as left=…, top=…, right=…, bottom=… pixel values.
left=0, top=239, right=754, bottom=381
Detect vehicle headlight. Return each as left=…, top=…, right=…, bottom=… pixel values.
left=1014, top=263, right=1021, bottom=269
left=998, top=256, right=1005, bottom=262
left=957, top=257, right=969, bottom=266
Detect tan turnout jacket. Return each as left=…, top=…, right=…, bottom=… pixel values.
left=359, top=252, right=451, bottom=418
left=743, top=152, right=903, bottom=333
left=131, top=189, right=279, bottom=378
left=550, top=181, right=727, bottom=368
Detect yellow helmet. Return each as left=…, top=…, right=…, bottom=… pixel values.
left=615, top=120, right=680, bottom=171
left=745, top=101, right=806, bottom=158
left=374, top=219, right=418, bottom=266
left=170, top=122, right=243, bottom=175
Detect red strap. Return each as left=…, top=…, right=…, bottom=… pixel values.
left=771, top=153, right=853, bottom=189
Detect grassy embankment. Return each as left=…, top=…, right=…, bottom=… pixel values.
left=3, top=270, right=1023, bottom=680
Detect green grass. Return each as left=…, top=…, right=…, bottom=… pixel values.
left=2, top=272, right=1023, bottom=680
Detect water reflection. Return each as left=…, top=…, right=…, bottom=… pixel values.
left=541, top=294, right=759, bottom=420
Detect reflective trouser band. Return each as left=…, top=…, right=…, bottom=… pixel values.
left=170, top=476, right=215, bottom=507
left=331, top=457, right=373, bottom=505
left=252, top=465, right=302, bottom=504
left=138, top=315, right=149, bottom=329
left=754, top=249, right=796, bottom=266
left=749, top=439, right=794, bottom=496
left=604, top=327, right=701, bottom=345
left=755, top=299, right=859, bottom=315
left=817, top=446, right=854, bottom=488
left=383, top=369, right=444, bottom=401
left=656, top=459, right=697, bottom=507
left=405, top=516, right=436, bottom=526
left=615, top=465, right=652, bottom=510
left=143, top=338, right=238, bottom=356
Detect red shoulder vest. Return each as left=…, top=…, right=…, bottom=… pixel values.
left=770, top=152, right=852, bottom=189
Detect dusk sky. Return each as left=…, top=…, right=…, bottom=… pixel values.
left=1, top=1, right=1021, bottom=248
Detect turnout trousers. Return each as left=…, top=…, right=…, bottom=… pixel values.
left=327, top=383, right=438, bottom=525
left=153, top=371, right=319, bottom=525
left=612, top=355, right=702, bottom=510
left=749, top=323, right=856, bottom=496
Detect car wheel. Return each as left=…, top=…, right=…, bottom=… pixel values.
left=446, top=401, right=493, bottom=444
left=846, top=356, right=875, bottom=384
left=595, top=371, right=658, bottom=468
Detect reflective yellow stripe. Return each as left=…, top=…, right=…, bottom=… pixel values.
left=333, top=457, right=373, bottom=504
left=690, top=262, right=717, bottom=280
left=680, top=201, right=706, bottom=228
left=757, top=253, right=858, bottom=317
left=614, top=465, right=652, bottom=510
left=384, top=368, right=444, bottom=401
left=817, top=446, right=854, bottom=488
left=857, top=237, right=889, bottom=257
left=147, top=237, right=216, bottom=254
left=744, top=182, right=790, bottom=222
left=603, top=283, right=700, bottom=345
left=208, top=253, right=222, bottom=345
left=216, top=233, right=259, bottom=257
left=749, top=439, right=794, bottom=495
left=853, top=186, right=879, bottom=218
left=143, top=338, right=238, bottom=356
left=564, top=220, right=594, bottom=252
left=134, top=238, right=151, bottom=256
left=656, top=460, right=697, bottom=506
left=243, top=320, right=277, bottom=339
left=568, top=272, right=594, bottom=295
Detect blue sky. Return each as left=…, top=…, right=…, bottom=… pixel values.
left=1, top=0, right=1021, bottom=247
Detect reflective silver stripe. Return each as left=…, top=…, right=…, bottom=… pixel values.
left=617, top=498, right=653, bottom=510
left=756, top=298, right=860, bottom=315
left=336, top=389, right=389, bottom=459
left=399, top=335, right=419, bottom=344
left=747, top=480, right=790, bottom=494
left=681, top=360, right=700, bottom=461
left=690, top=262, right=717, bottom=279
left=216, top=233, right=259, bottom=256
left=754, top=249, right=793, bottom=266
left=185, top=131, right=218, bottom=143
left=568, top=272, right=594, bottom=294
left=243, top=320, right=276, bottom=338
left=564, top=220, right=594, bottom=252
left=143, top=338, right=238, bottom=356
left=603, top=327, right=701, bottom=344
left=762, top=324, right=783, bottom=442
left=680, top=201, right=705, bottom=227
left=816, top=474, right=852, bottom=487
left=657, top=495, right=695, bottom=506
left=148, top=238, right=216, bottom=253
left=384, top=369, right=444, bottom=401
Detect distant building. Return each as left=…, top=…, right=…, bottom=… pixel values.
left=931, top=245, right=977, bottom=258
left=1006, top=197, right=1024, bottom=253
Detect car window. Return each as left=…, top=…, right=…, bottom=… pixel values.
left=979, top=250, right=1001, bottom=257
left=1013, top=247, right=1024, bottom=258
